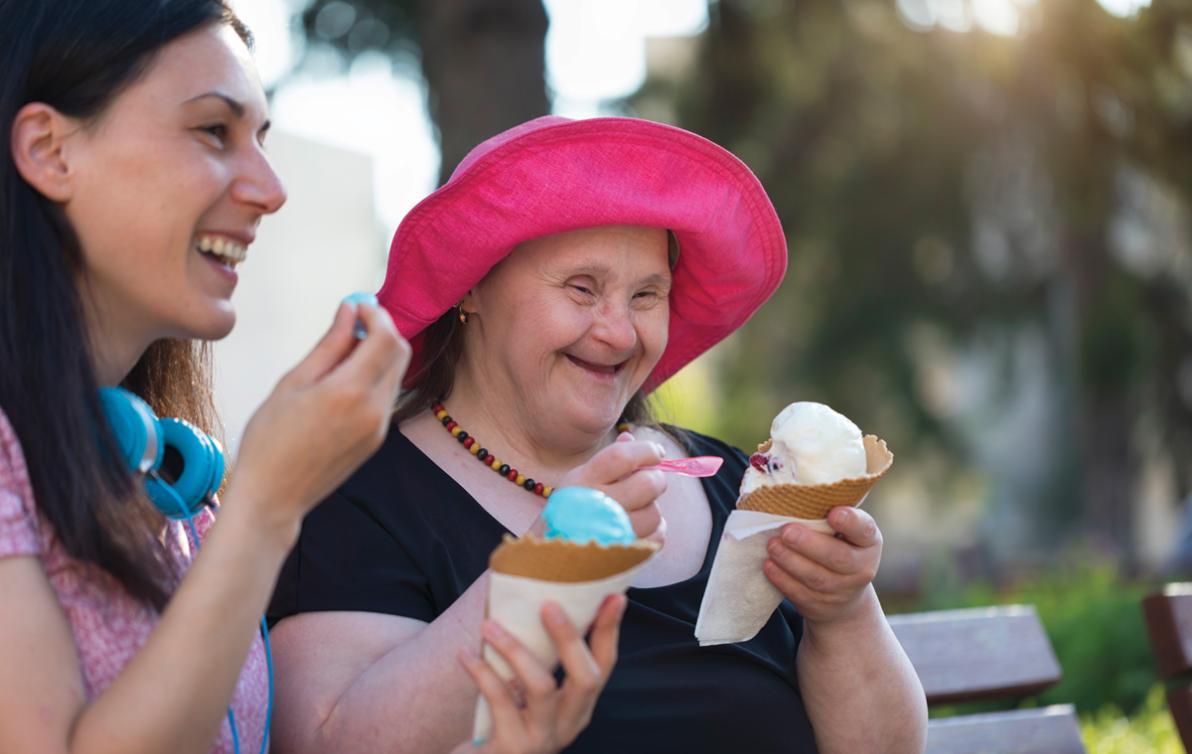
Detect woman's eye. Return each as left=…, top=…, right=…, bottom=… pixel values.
left=198, top=124, right=229, bottom=144
left=569, top=284, right=594, bottom=295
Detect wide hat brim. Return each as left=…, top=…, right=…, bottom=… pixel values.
left=377, top=116, right=787, bottom=392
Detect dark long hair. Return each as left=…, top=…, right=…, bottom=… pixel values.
left=0, top=0, right=249, bottom=610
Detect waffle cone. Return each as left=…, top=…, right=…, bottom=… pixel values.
left=737, top=435, right=893, bottom=519
left=489, top=534, right=659, bottom=583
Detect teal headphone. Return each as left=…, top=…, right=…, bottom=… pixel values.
left=97, top=386, right=271, bottom=754
left=97, top=386, right=225, bottom=519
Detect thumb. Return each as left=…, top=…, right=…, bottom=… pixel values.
left=283, top=301, right=358, bottom=387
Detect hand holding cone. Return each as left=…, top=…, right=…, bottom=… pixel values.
left=696, top=404, right=893, bottom=647
left=472, top=531, right=658, bottom=743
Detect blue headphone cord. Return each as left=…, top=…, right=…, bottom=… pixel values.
left=156, top=476, right=273, bottom=754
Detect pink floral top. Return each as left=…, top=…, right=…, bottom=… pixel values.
left=0, top=408, right=268, bottom=754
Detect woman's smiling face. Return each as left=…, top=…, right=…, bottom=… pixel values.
left=464, top=225, right=672, bottom=434
left=61, top=22, right=285, bottom=346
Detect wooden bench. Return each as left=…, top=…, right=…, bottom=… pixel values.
left=889, top=605, right=1086, bottom=754
left=1141, top=582, right=1192, bottom=749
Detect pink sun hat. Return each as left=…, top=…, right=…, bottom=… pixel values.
left=377, top=115, right=788, bottom=392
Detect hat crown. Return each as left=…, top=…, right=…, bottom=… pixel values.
left=449, top=115, right=574, bottom=183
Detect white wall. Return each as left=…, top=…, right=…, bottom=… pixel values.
left=212, top=129, right=388, bottom=450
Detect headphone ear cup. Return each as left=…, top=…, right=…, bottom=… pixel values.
left=152, top=418, right=224, bottom=520
left=97, top=387, right=163, bottom=474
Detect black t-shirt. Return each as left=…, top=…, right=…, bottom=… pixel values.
left=269, top=427, right=818, bottom=753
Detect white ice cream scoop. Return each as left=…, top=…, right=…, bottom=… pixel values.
left=741, top=402, right=867, bottom=492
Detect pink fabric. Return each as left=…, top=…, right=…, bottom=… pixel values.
left=377, top=116, right=788, bottom=392
left=0, top=408, right=268, bottom=754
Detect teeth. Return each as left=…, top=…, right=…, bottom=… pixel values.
left=195, top=235, right=248, bottom=265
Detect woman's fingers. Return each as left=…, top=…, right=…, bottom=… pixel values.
left=327, top=302, right=409, bottom=392
left=282, top=301, right=359, bottom=386
left=549, top=597, right=623, bottom=746
left=543, top=603, right=600, bottom=697
left=586, top=594, right=625, bottom=677
left=564, top=439, right=665, bottom=490
left=457, top=650, right=525, bottom=749
left=766, top=538, right=856, bottom=595
left=826, top=507, right=883, bottom=549
left=464, top=599, right=626, bottom=753
left=601, top=468, right=667, bottom=513
left=623, top=502, right=663, bottom=540
left=480, top=620, right=558, bottom=706
left=776, top=524, right=866, bottom=576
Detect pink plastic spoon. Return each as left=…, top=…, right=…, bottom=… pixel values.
left=643, top=456, right=724, bottom=477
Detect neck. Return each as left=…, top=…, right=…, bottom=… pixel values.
left=79, top=284, right=153, bottom=386
left=446, top=369, right=619, bottom=484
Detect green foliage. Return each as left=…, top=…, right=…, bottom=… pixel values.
left=637, top=0, right=1192, bottom=558
left=1081, top=685, right=1181, bottom=754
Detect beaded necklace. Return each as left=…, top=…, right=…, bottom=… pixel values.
left=432, top=400, right=630, bottom=499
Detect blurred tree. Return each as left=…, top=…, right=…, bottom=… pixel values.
left=634, top=0, right=1192, bottom=564
left=296, top=0, right=548, bottom=184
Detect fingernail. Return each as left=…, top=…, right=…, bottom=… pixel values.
left=783, top=525, right=803, bottom=546
left=342, top=292, right=375, bottom=339
left=652, top=442, right=666, bottom=457
left=482, top=620, right=505, bottom=640
left=543, top=603, right=566, bottom=626
left=617, top=431, right=635, bottom=442
left=342, top=291, right=377, bottom=307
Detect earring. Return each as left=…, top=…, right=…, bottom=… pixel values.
left=457, top=306, right=469, bottom=324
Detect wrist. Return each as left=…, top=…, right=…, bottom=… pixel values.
left=218, top=479, right=302, bottom=555
left=802, top=586, right=883, bottom=648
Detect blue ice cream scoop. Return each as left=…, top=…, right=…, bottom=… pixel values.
left=543, top=486, right=636, bottom=545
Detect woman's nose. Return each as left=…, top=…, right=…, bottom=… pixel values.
left=593, top=302, right=637, bottom=352
left=232, top=147, right=287, bottom=215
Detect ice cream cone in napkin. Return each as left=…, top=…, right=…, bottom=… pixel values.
left=737, top=435, right=893, bottom=520
left=472, top=534, right=658, bottom=743
left=695, top=435, right=893, bottom=647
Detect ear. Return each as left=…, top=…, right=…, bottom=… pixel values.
left=459, top=288, right=480, bottom=317
left=10, top=102, right=77, bottom=202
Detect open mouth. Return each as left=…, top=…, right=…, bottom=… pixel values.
left=565, top=354, right=626, bottom=376
left=195, top=234, right=247, bottom=269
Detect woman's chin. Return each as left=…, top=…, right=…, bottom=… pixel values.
left=179, top=306, right=236, bottom=342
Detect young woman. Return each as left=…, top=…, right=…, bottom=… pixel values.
left=0, top=4, right=620, bottom=753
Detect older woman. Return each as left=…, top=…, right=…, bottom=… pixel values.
left=267, top=116, right=927, bottom=753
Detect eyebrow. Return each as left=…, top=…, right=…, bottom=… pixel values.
left=184, top=92, right=271, bottom=133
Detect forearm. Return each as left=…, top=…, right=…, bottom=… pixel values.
left=797, top=587, right=927, bottom=754
left=71, top=493, right=295, bottom=754
left=313, top=574, right=491, bottom=754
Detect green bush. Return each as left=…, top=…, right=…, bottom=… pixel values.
left=1081, top=685, right=1181, bottom=753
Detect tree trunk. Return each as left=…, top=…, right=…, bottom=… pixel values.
left=1059, top=222, right=1141, bottom=568
left=419, top=0, right=549, bottom=185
